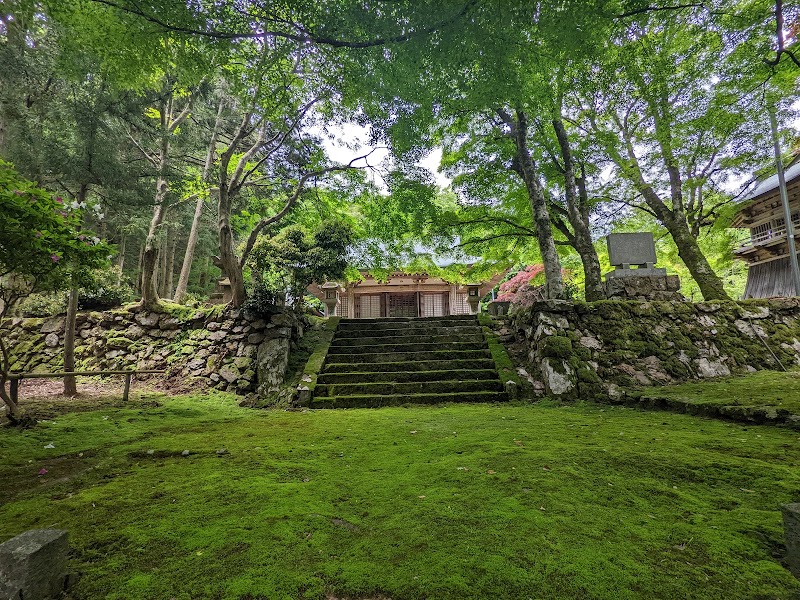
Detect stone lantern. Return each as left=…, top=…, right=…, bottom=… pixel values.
left=320, top=281, right=339, bottom=317
left=466, top=284, right=481, bottom=314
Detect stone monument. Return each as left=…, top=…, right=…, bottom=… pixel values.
left=0, top=529, right=74, bottom=599
left=604, top=233, right=683, bottom=300
left=784, top=503, right=800, bottom=579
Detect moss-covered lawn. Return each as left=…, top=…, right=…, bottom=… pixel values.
left=1, top=395, right=799, bottom=599
left=641, top=370, right=800, bottom=413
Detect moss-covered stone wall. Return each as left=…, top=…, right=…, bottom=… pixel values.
left=512, top=299, right=800, bottom=399
left=0, top=305, right=302, bottom=396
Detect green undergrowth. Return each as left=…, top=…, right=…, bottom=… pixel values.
left=1, top=396, right=799, bottom=599
left=641, top=369, right=800, bottom=413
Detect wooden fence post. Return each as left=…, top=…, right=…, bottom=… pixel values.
left=123, top=373, right=131, bottom=402
left=10, top=377, right=19, bottom=405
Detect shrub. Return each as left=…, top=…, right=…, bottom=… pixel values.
left=244, top=283, right=282, bottom=317
left=78, top=266, right=135, bottom=310
left=15, top=292, right=68, bottom=317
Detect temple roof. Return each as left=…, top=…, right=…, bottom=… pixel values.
left=739, top=157, right=800, bottom=204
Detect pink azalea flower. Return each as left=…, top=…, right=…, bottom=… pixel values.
left=38, top=468, right=48, bottom=476
left=50, top=254, right=60, bottom=263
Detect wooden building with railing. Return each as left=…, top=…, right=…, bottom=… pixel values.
left=308, top=270, right=507, bottom=318
left=733, top=158, right=800, bottom=298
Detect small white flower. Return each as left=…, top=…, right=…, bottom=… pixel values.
left=44, top=443, right=55, bottom=449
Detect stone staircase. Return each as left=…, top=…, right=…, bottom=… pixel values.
left=312, top=315, right=508, bottom=408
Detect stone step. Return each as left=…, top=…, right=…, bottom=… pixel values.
left=334, top=325, right=483, bottom=339
left=310, top=390, right=508, bottom=409
left=315, top=379, right=504, bottom=397
left=321, top=358, right=497, bottom=374
left=317, top=369, right=500, bottom=385
left=324, top=349, right=491, bottom=364
left=330, top=333, right=486, bottom=347
left=327, top=341, right=487, bottom=355
left=337, top=317, right=478, bottom=331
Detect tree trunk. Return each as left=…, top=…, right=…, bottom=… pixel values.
left=0, top=336, right=20, bottom=419
left=198, top=255, right=209, bottom=291
left=63, top=183, right=88, bottom=396
left=140, top=179, right=168, bottom=308
left=63, top=285, right=79, bottom=395
left=663, top=210, right=730, bottom=300
left=135, top=242, right=145, bottom=294
left=218, top=184, right=247, bottom=307
left=164, top=231, right=177, bottom=299
left=117, top=234, right=126, bottom=284
left=552, top=118, right=605, bottom=301
left=507, top=109, right=564, bottom=299
left=157, top=230, right=167, bottom=297
left=174, top=197, right=204, bottom=304
left=175, top=100, right=224, bottom=304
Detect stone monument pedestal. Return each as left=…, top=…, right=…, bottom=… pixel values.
left=605, top=273, right=683, bottom=301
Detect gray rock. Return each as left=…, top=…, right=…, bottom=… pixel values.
left=187, top=358, right=205, bottom=371
left=233, top=357, right=252, bottom=370
left=270, top=312, right=295, bottom=328
left=782, top=503, right=800, bottom=578
left=219, top=364, right=240, bottom=383
left=247, top=332, right=265, bottom=344
left=127, top=324, right=146, bottom=340
left=40, top=317, right=65, bottom=334
left=160, top=317, right=181, bottom=330
left=263, top=327, right=292, bottom=340
left=135, top=312, right=161, bottom=327
left=44, top=333, right=60, bottom=348
left=295, top=385, right=312, bottom=407
left=256, top=336, right=290, bottom=396
left=206, top=321, right=221, bottom=331
left=504, top=380, right=519, bottom=400
left=0, top=529, right=69, bottom=600
left=181, top=450, right=190, bottom=457
left=541, top=358, right=574, bottom=396
left=695, top=358, right=730, bottom=378
left=579, top=336, right=602, bottom=350
left=741, top=306, right=770, bottom=319
left=208, top=330, right=227, bottom=342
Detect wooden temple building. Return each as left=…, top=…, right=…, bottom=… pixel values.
left=733, top=158, right=800, bottom=298
left=308, top=271, right=507, bottom=318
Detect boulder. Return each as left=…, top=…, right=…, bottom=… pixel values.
left=256, top=336, right=290, bottom=396
left=541, top=358, right=574, bottom=396
left=135, top=312, right=161, bottom=327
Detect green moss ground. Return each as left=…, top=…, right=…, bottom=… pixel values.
left=641, top=370, right=800, bottom=413
left=1, top=396, right=799, bottom=599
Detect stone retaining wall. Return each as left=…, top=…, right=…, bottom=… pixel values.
left=512, top=299, right=800, bottom=399
left=0, top=306, right=302, bottom=396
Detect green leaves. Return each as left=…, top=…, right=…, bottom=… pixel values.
left=0, top=161, right=110, bottom=311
